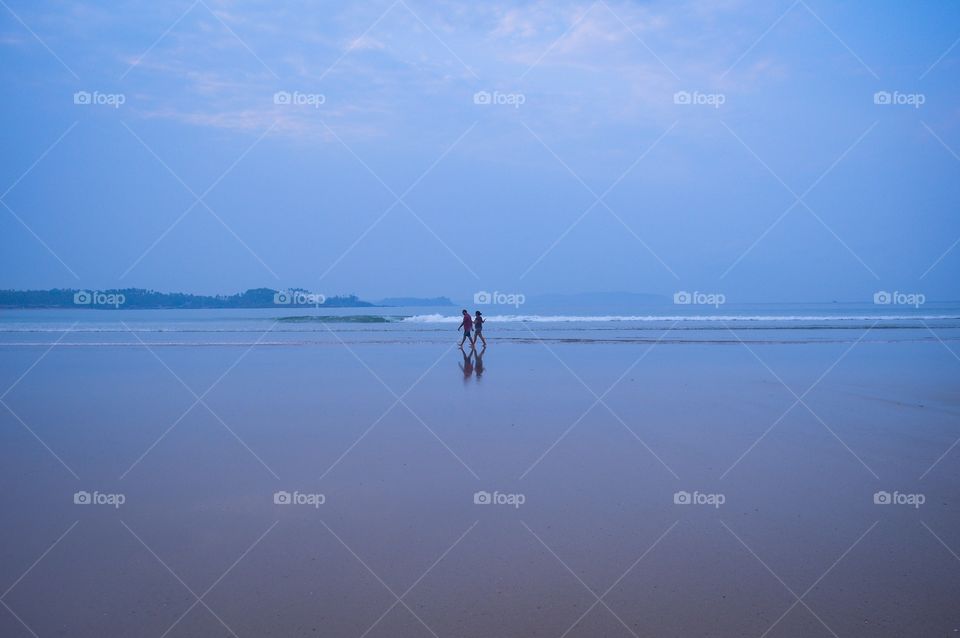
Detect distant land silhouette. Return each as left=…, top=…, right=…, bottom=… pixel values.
left=0, top=288, right=453, bottom=309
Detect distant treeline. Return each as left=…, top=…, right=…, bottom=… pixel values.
left=0, top=288, right=374, bottom=309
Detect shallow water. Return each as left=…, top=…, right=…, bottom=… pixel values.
left=0, top=308, right=958, bottom=636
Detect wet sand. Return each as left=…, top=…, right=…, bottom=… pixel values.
left=0, top=337, right=958, bottom=636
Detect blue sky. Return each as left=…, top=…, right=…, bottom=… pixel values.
left=1, top=0, right=958, bottom=301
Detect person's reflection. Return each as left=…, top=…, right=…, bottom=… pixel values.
left=458, top=347, right=474, bottom=382
left=474, top=345, right=485, bottom=379
left=458, top=346, right=486, bottom=383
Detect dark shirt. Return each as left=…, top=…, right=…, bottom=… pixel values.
left=462, top=315, right=473, bottom=330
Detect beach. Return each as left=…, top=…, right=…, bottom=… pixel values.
left=0, top=308, right=958, bottom=636
left=3, top=0, right=957, bottom=633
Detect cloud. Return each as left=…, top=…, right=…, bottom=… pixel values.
left=349, top=34, right=387, bottom=51
left=25, top=0, right=799, bottom=140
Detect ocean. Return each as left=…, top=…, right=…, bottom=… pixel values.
left=1, top=301, right=958, bottom=347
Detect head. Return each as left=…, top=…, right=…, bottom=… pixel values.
left=475, top=311, right=482, bottom=318
left=462, top=309, right=468, bottom=316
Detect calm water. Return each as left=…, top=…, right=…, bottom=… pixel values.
left=0, top=304, right=958, bottom=636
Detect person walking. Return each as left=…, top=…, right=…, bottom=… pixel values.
left=473, top=310, right=486, bottom=348
left=457, top=309, right=474, bottom=348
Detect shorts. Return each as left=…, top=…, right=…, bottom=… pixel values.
left=463, top=329, right=471, bottom=337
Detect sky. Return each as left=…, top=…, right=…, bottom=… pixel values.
left=0, top=0, right=958, bottom=302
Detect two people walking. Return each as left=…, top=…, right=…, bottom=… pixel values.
left=458, top=309, right=486, bottom=349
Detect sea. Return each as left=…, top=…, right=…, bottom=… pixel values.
left=1, top=301, right=958, bottom=347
